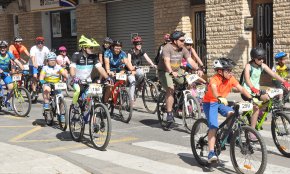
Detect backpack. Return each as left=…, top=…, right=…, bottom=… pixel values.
left=154, top=44, right=164, bottom=64
left=239, top=65, right=253, bottom=85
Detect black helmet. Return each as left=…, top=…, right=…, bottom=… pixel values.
left=112, top=40, right=122, bottom=47
left=0, top=40, right=8, bottom=47
left=250, top=47, right=266, bottom=59
left=103, top=37, right=113, bottom=44
left=170, top=31, right=185, bottom=40
left=14, top=36, right=23, bottom=42
left=213, top=57, right=236, bottom=70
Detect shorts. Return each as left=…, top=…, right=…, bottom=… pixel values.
left=158, top=69, right=184, bottom=90
left=1, top=73, right=13, bottom=85
left=203, top=102, right=233, bottom=129
left=29, top=65, right=38, bottom=75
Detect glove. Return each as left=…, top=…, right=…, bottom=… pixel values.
left=283, top=81, right=290, bottom=89
left=39, top=80, right=46, bottom=85
left=250, top=87, right=260, bottom=95
left=217, top=96, right=228, bottom=106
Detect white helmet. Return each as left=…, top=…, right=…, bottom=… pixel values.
left=213, top=58, right=236, bottom=70
left=185, top=37, right=193, bottom=44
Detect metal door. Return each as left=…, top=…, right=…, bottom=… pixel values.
left=195, top=11, right=207, bottom=72
left=256, top=3, right=273, bottom=68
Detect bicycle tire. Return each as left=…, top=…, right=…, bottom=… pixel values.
left=69, top=104, right=84, bottom=142
left=57, top=97, right=68, bottom=131
left=271, top=111, right=290, bottom=157
left=44, top=109, right=54, bottom=126
left=89, top=103, right=111, bottom=150
left=142, top=80, right=159, bottom=114
left=156, top=90, right=170, bottom=130
left=119, top=89, right=132, bottom=123
left=190, top=118, right=209, bottom=166
left=183, top=95, right=201, bottom=132
left=230, top=126, right=267, bottom=174
left=12, top=87, right=31, bottom=117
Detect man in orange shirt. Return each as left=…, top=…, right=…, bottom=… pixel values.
left=9, top=36, right=30, bottom=65
left=203, top=58, right=252, bottom=163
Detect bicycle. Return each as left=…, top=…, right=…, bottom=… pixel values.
left=242, top=87, right=290, bottom=157
left=26, top=66, right=43, bottom=103
left=108, top=72, right=133, bottom=123
left=0, top=72, right=31, bottom=117
left=42, top=81, right=68, bottom=131
left=135, top=66, right=159, bottom=114
left=191, top=101, right=267, bottom=173
left=156, top=73, right=202, bottom=131
left=69, top=79, right=111, bottom=150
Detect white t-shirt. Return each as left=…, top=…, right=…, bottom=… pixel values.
left=29, top=45, right=50, bottom=66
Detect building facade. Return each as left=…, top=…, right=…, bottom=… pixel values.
left=0, top=0, right=289, bottom=82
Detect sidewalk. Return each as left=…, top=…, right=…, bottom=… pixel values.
left=0, top=142, right=89, bottom=174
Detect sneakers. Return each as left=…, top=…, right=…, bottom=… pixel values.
left=208, top=151, right=218, bottom=163
left=59, top=114, right=65, bottom=123
left=5, top=101, right=13, bottom=111
left=43, top=103, right=50, bottom=110
left=166, top=112, right=174, bottom=123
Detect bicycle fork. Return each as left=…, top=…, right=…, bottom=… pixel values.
left=182, top=90, right=192, bottom=116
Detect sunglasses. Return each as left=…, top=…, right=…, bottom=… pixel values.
left=256, top=57, right=264, bottom=61
left=37, top=42, right=44, bottom=45
left=185, top=44, right=192, bottom=46
left=85, top=47, right=94, bottom=49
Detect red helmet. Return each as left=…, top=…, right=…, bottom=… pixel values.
left=36, top=36, right=44, bottom=42
left=132, top=36, right=142, bottom=43
left=163, top=33, right=170, bottom=41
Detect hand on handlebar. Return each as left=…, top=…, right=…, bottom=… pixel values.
left=283, top=81, right=290, bottom=90
left=250, top=87, right=260, bottom=95
left=217, top=96, right=228, bottom=106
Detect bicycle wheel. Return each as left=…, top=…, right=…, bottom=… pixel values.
left=142, top=80, right=159, bottom=114
left=156, top=90, right=170, bottom=130
left=271, top=112, right=290, bottom=157
left=69, top=104, right=84, bottom=142
left=57, top=97, right=68, bottom=131
left=43, top=109, right=54, bottom=126
left=119, top=89, right=132, bottom=123
left=183, top=95, right=201, bottom=132
left=12, top=87, right=31, bottom=117
left=230, top=126, right=267, bottom=174
left=89, top=103, right=111, bottom=150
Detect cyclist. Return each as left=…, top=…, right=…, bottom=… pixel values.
left=272, top=51, right=290, bottom=88
left=241, top=47, right=290, bottom=138
left=154, top=33, right=171, bottom=65
left=39, top=52, right=68, bottom=119
left=103, top=40, right=136, bottom=105
left=203, top=58, right=252, bottom=163
left=29, top=36, right=50, bottom=100
left=127, top=36, right=156, bottom=91
left=9, top=36, right=30, bottom=65
left=98, top=37, right=113, bottom=66
left=56, top=46, right=70, bottom=68
left=70, top=35, right=109, bottom=110
left=0, top=40, right=24, bottom=110
left=157, top=31, right=199, bottom=123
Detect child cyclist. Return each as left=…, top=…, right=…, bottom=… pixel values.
left=203, top=58, right=252, bottom=163
left=39, top=52, right=69, bottom=121
left=272, top=51, right=290, bottom=88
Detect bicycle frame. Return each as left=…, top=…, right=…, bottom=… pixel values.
left=111, top=80, right=126, bottom=105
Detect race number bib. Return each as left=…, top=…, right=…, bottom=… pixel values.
left=141, top=66, right=150, bottom=73
left=116, top=73, right=127, bottom=80
left=54, top=83, right=67, bottom=90
left=267, top=88, right=283, bottom=98
left=186, top=74, right=199, bottom=84
left=12, top=75, right=21, bottom=81
left=88, top=83, right=102, bottom=94
left=238, top=102, right=253, bottom=112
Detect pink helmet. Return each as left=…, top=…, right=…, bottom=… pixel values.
left=132, top=36, right=142, bottom=43
left=163, top=33, right=170, bottom=41
left=58, top=46, right=67, bottom=51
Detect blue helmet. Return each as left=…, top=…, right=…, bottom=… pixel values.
left=46, top=52, right=57, bottom=60
left=275, top=52, right=287, bottom=60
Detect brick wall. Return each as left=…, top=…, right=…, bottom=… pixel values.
left=76, top=3, right=107, bottom=47
left=153, top=0, right=192, bottom=52
left=0, top=14, right=14, bottom=44
left=18, top=12, right=42, bottom=49
left=206, top=0, right=252, bottom=78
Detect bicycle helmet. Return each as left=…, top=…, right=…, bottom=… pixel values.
left=170, top=31, right=185, bottom=40
left=103, top=37, right=113, bottom=44
left=0, top=40, right=8, bottom=47
left=79, top=35, right=100, bottom=48
left=58, top=46, right=67, bottom=51
left=14, top=36, right=23, bottom=42
left=112, top=40, right=122, bottom=47
left=250, top=47, right=266, bottom=59
left=36, top=36, right=44, bottom=42
left=132, top=36, right=142, bottom=43
left=185, top=37, right=193, bottom=44
left=213, top=58, right=236, bottom=70
left=46, top=52, right=57, bottom=60
left=164, top=33, right=170, bottom=42
left=275, top=51, right=287, bottom=60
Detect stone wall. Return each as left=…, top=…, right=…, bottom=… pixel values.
left=18, top=12, right=42, bottom=49
left=153, top=0, right=192, bottom=52
left=206, top=0, right=252, bottom=78
left=76, top=3, right=107, bottom=46
left=0, top=14, right=14, bottom=44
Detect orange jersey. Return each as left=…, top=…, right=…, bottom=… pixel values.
left=9, top=45, right=28, bottom=59
left=203, top=74, right=238, bottom=102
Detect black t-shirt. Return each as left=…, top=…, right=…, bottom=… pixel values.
left=127, top=48, right=146, bottom=66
